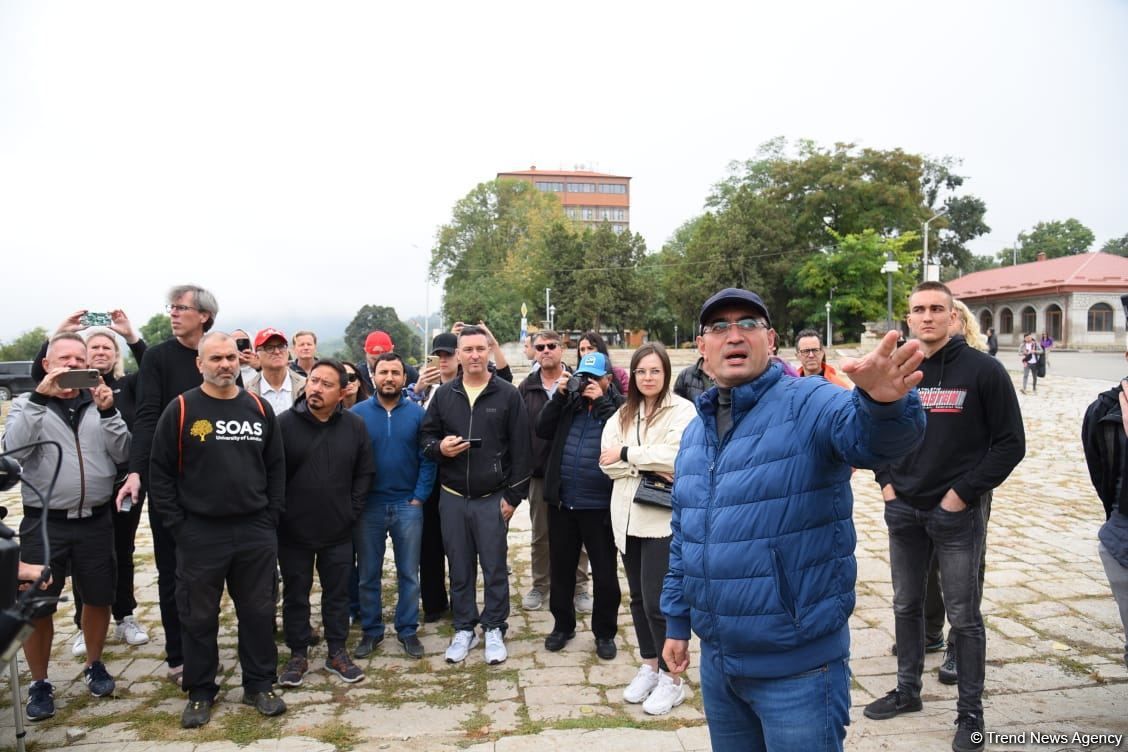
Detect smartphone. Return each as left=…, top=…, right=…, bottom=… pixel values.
left=57, top=369, right=101, bottom=390
left=120, top=494, right=134, bottom=513
left=426, top=354, right=440, bottom=369
left=235, top=338, right=252, bottom=352
left=465, top=437, right=483, bottom=448
left=80, top=311, right=112, bottom=327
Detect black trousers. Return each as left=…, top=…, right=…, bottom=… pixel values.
left=547, top=505, right=619, bottom=639
left=74, top=496, right=144, bottom=626
left=279, top=539, right=352, bottom=656
left=175, top=514, right=278, bottom=701
left=623, top=535, right=671, bottom=669
left=419, top=482, right=449, bottom=618
left=148, top=500, right=183, bottom=668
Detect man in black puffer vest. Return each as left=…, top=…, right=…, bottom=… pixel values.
left=536, top=351, right=624, bottom=660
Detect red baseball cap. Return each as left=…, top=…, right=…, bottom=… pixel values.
left=365, top=331, right=394, bottom=355
left=254, top=327, right=288, bottom=349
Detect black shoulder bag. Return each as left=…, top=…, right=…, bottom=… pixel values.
left=631, top=410, right=673, bottom=509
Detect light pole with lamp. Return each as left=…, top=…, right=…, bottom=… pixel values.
left=825, top=286, right=835, bottom=346
left=549, top=304, right=556, bottom=331
left=881, top=252, right=901, bottom=333
left=921, top=208, right=947, bottom=282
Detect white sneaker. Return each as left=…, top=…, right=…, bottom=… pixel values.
left=444, top=630, right=479, bottom=664
left=643, top=671, right=686, bottom=715
left=573, top=591, right=593, bottom=614
left=623, top=663, right=660, bottom=703
left=483, top=628, right=507, bottom=665
left=115, top=616, right=149, bottom=646
left=72, top=631, right=86, bottom=658
left=522, top=588, right=545, bottom=610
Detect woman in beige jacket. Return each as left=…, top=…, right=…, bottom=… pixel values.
left=599, top=342, right=697, bottom=716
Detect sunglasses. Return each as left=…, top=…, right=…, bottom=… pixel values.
left=345, top=373, right=358, bottom=383
left=534, top=342, right=559, bottom=351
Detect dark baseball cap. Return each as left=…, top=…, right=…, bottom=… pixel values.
left=699, top=288, right=772, bottom=329
left=431, top=332, right=458, bottom=355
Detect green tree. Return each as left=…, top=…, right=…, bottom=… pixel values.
left=998, top=218, right=1095, bottom=265
left=342, top=305, right=421, bottom=364
left=567, top=227, right=648, bottom=335
left=791, top=230, right=919, bottom=339
left=1100, top=233, right=1128, bottom=257
left=920, top=157, right=991, bottom=275
left=0, top=327, right=49, bottom=361
left=140, top=314, right=173, bottom=344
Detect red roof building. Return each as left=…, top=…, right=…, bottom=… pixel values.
left=497, top=166, right=630, bottom=234
left=947, top=252, right=1128, bottom=349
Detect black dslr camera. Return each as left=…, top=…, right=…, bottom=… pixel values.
left=566, top=373, right=593, bottom=397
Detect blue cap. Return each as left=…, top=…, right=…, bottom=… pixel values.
left=699, top=287, right=772, bottom=329
left=575, top=352, right=611, bottom=377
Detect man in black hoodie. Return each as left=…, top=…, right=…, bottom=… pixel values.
left=865, top=281, right=1025, bottom=752
left=277, top=359, right=374, bottom=687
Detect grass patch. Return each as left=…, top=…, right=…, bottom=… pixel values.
left=308, top=719, right=364, bottom=750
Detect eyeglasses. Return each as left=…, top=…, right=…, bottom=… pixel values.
left=633, top=368, right=664, bottom=378
left=345, top=373, right=358, bottom=383
left=259, top=343, right=287, bottom=354
left=165, top=303, right=199, bottom=314
left=797, top=348, right=822, bottom=357
left=702, top=318, right=768, bottom=335
left=534, top=342, right=559, bottom=351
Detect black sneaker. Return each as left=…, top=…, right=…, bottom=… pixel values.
left=242, top=689, right=287, bottom=716
left=278, top=654, right=309, bottom=687
left=952, top=713, right=984, bottom=752
left=595, top=637, right=617, bottom=660
left=83, top=660, right=116, bottom=697
left=181, top=698, right=212, bottom=728
left=354, top=633, right=383, bottom=658
left=398, top=633, right=425, bottom=659
left=863, top=688, right=923, bottom=720
left=26, top=680, right=55, bottom=721
left=544, top=630, right=575, bottom=652
left=326, top=650, right=365, bottom=683
left=939, top=644, right=958, bottom=685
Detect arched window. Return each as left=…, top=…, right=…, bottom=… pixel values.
left=1021, top=306, right=1037, bottom=334
left=999, top=308, right=1014, bottom=334
left=1088, top=303, right=1114, bottom=332
left=1044, top=304, right=1063, bottom=341
left=979, top=310, right=993, bottom=332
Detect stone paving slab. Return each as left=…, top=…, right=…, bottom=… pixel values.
left=2, top=371, right=1127, bottom=751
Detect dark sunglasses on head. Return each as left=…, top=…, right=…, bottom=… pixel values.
left=534, top=342, right=559, bottom=351
left=345, top=372, right=358, bottom=382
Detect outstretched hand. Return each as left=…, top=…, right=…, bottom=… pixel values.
left=839, top=330, right=925, bottom=403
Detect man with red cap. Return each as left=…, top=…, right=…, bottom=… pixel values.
left=355, top=331, right=418, bottom=401
left=246, top=327, right=306, bottom=416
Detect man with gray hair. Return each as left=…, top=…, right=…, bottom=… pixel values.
left=116, top=284, right=224, bottom=687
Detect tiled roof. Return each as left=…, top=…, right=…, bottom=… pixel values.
left=948, top=252, right=1128, bottom=300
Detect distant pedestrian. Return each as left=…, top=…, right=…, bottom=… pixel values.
left=986, top=328, right=998, bottom=357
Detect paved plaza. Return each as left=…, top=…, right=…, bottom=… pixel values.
left=2, top=360, right=1127, bottom=751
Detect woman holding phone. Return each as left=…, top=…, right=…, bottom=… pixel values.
left=598, top=342, right=696, bottom=715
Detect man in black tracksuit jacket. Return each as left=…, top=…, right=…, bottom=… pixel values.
left=277, top=361, right=374, bottom=685
left=149, top=333, right=285, bottom=728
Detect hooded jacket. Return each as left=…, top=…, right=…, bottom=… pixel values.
left=420, top=374, right=531, bottom=508
left=660, top=362, right=926, bottom=679
left=1083, top=382, right=1127, bottom=520
left=875, top=336, right=1026, bottom=510
left=278, top=397, right=375, bottom=549
left=3, top=390, right=130, bottom=518
left=352, top=393, right=435, bottom=505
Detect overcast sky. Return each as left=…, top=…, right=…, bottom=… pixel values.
left=1, top=0, right=1125, bottom=342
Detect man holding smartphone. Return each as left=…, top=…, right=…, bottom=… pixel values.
left=421, top=326, right=531, bottom=665
left=3, top=332, right=130, bottom=720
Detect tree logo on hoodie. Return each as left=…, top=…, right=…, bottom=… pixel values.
left=190, top=419, right=214, bottom=443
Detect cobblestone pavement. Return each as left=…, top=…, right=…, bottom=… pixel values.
left=2, top=368, right=1127, bottom=751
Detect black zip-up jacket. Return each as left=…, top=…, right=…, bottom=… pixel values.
left=277, top=397, right=375, bottom=549
left=1083, top=382, right=1128, bottom=520
left=420, top=374, right=531, bottom=508
left=674, top=357, right=713, bottom=404
left=535, top=384, right=623, bottom=507
left=517, top=369, right=564, bottom=477
left=875, top=336, right=1025, bottom=509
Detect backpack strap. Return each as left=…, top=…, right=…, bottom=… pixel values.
left=177, top=394, right=186, bottom=476
left=246, top=391, right=266, bottom=417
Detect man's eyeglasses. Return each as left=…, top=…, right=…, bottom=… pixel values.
left=702, top=318, right=768, bottom=335
left=165, top=303, right=199, bottom=314
left=797, top=348, right=822, bottom=357
left=633, top=368, right=663, bottom=378
left=534, top=342, right=559, bottom=352
left=259, top=343, right=287, bottom=354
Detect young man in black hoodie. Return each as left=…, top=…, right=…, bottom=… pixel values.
left=277, top=359, right=374, bottom=686
left=865, top=281, right=1025, bottom=752
left=148, top=332, right=286, bottom=729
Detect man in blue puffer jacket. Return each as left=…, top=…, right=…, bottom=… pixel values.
left=660, top=288, right=928, bottom=752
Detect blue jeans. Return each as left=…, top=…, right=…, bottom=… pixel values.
left=699, top=642, right=850, bottom=752
left=355, top=500, right=423, bottom=639
left=885, top=496, right=987, bottom=717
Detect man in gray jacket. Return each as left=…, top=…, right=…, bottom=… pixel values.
left=3, top=332, right=131, bottom=721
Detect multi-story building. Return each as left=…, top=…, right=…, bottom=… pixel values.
left=497, top=166, right=631, bottom=234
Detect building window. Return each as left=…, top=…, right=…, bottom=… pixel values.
left=565, top=208, right=577, bottom=219
left=612, top=223, right=626, bottom=234
left=611, top=208, right=627, bottom=221
left=597, top=184, right=627, bottom=194
left=582, top=207, right=593, bottom=220
left=999, top=307, right=1013, bottom=334
left=979, top=310, right=993, bottom=333
left=1021, top=306, right=1036, bottom=334
left=1088, top=303, right=1114, bottom=332
left=535, top=181, right=564, bottom=192
left=567, top=182, right=596, bottom=193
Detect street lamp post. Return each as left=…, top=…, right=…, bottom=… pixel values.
left=549, top=304, right=556, bottom=331
left=922, top=209, right=948, bottom=282
left=881, top=253, right=901, bottom=333
left=545, top=288, right=551, bottom=327
left=825, top=286, right=835, bottom=345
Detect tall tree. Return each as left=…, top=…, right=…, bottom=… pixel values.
left=997, top=218, right=1095, bottom=265
left=568, top=227, right=648, bottom=335
left=140, top=314, right=173, bottom=345
left=919, top=157, right=991, bottom=275
left=0, top=327, right=49, bottom=361
left=342, top=305, right=420, bottom=363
